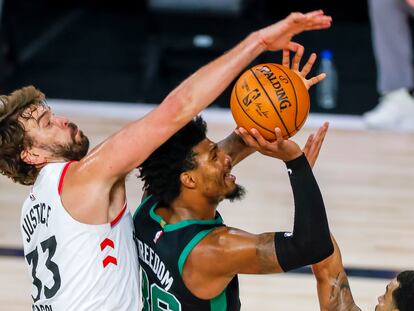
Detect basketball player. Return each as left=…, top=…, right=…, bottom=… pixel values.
left=0, top=11, right=331, bottom=311
left=135, top=44, right=333, bottom=308
left=135, top=113, right=332, bottom=309
left=312, top=236, right=414, bottom=311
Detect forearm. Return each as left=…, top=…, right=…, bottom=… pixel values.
left=312, top=237, right=361, bottom=311
left=136, top=39, right=263, bottom=164
left=275, top=154, right=333, bottom=271
left=130, top=30, right=266, bottom=150
left=126, top=37, right=264, bottom=163
left=315, top=269, right=361, bottom=311
left=218, top=132, right=255, bottom=166
left=165, top=31, right=265, bottom=124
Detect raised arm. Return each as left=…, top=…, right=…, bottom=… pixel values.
left=80, top=11, right=331, bottom=181
left=183, top=124, right=333, bottom=299
left=312, top=236, right=361, bottom=311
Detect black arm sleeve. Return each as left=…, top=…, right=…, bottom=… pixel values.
left=274, top=153, right=333, bottom=272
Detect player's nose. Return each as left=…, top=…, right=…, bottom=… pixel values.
left=54, top=115, right=69, bottom=128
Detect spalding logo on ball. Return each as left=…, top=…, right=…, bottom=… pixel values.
left=230, top=63, right=310, bottom=140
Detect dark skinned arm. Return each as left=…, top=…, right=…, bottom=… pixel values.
left=312, top=236, right=362, bottom=311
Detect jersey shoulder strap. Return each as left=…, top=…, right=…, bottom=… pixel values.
left=133, top=194, right=158, bottom=220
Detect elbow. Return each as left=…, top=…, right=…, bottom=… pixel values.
left=312, top=264, right=331, bottom=283
left=300, top=234, right=334, bottom=265
left=311, top=240, right=334, bottom=265
left=277, top=232, right=334, bottom=271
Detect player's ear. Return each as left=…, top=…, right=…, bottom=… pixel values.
left=21, top=148, right=35, bottom=164
left=180, top=171, right=196, bottom=189
left=21, top=148, right=47, bottom=166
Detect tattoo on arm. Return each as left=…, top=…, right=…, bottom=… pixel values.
left=328, top=272, right=361, bottom=311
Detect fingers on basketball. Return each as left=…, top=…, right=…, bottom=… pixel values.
left=230, top=63, right=310, bottom=141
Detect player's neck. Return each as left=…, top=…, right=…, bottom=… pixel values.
left=30, top=157, right=65, bottom=172
left=169, top=192, right=218, bottom=221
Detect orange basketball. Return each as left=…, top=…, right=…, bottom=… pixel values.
left=230, top=63, right=310, bottom=140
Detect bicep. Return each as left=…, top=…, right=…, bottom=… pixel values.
left=194, top=228, right=283, bottom=276
left=238, top=231, right=282, bottom=274
left=183, top=227, right=282, bottom=299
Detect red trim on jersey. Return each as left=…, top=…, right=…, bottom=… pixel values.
left=110, top=203, right=127, bottom=227
left=58, top=161, right=75, bottom=195
left=102, top=256, right=118, bottom=268
left=100, top=238, right=115, bottom=251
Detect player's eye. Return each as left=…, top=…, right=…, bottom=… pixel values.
left=45, top=119, right=52, bottom=128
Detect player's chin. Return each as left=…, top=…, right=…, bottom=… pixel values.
left=225, top=184, right=246, bottom=202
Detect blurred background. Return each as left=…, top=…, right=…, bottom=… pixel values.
left=0, top=0, right=376, bottom=114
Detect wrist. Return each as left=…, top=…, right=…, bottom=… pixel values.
left=284, top=153, right=307, bottom=168
left=250, top=31, right=267, bottom=53
left=282, top=149, right=303, bottom=162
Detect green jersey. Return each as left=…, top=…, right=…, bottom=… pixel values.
left=133, top=195, right=241, bottom=311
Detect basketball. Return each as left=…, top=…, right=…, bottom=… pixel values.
left=230, top=63, right=310, bottom=140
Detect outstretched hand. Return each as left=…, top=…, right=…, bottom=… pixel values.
left=282, top=42, right=326, bottom=90
left=258, top=10, right=332, bottom=52
left=302, top=122, right=329, bottom=168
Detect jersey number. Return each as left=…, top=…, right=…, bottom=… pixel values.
left=25, top=236, right=61, bottom=302
left=141, top=268, right=181, bottom=311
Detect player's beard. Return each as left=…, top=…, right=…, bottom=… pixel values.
left=42, top=125, right=90, bottom=161
left=54, top=132, right=89, bottom=161
left=225, top=184, right=246, bottom=202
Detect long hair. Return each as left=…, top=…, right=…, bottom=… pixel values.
left=0, top=86, right=45, bottom=185
left=139, top=116, right=207, bottom=205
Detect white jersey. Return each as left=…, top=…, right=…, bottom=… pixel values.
left=20, top=162, right=140, bottom=311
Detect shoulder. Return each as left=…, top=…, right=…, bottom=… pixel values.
left=188, top=226, right=260, bottom=272
left=191, top=226, right=249, bottom=253
left=184, top=226, right=229, bottom=265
